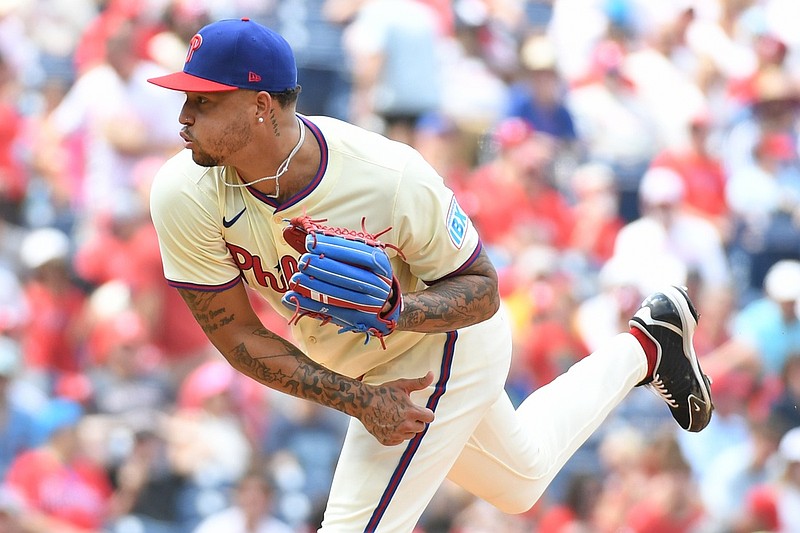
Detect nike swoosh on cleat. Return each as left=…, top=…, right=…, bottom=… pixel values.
left=685, top=395, right=710, bottom=432
left=689, top=395, right=705, bottom=411
left=222, top=207, right=247, bottom=228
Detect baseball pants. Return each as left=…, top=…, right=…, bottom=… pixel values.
left=320, top=308, right=647, bottom=532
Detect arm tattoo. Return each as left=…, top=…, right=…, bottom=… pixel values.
left=178, top=289, right=235, bottom=335
left=179, top=293, right=410, bottom=431
left=398, top=251, right=499, bottom=331
left=231, top=326, right=367, bottom=416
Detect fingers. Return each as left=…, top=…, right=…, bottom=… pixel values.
left=382, top=420, right=430, bottom=447
left=399, top=372, right=435, bottom=424
left=398, top=371, right=434, bottom=393
left=416, top=405, right=435, bottom=424
left=419, top=370, right=434, bottom=388
left=369, top=371, right=437, bottom=446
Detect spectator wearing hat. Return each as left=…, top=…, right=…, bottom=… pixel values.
left=73, top=186, right=212, bottom=384
left=572, top=256, right=644, bottom=355
left=727, top=131, right=800, bottom=227
left=620, top=430, right=705, bottom=533
left=106, top=428, right=187, bottom=533
left=410, top=113, right=475, bottom=204
left=774, top=426, right=800, bottom=531
left=165, top=360, right=255, bottom=531
left=726, top=130, right=800, bottom=296
left=503, top=34, right=577, bottom=145
left=703, top=260, right=800, bottom=384
left=566, top=162, right=625, bottom=266
left=86, top=308, right=174, bottom=432
left=735, top=425, right=800, bottom=533
left=45, top=19, right=183, bottom=223
left=727, top=34, right=790, bottom=108
left=649, top=110, right=731, bottom=241
left=464, top=117, right=573, bottom=258
left=619, top=3, right=707, bottom=151
left=722, top=63, right=800, bottom=186
left=18, top=227, right=88, bottom=395
left=565, top=39, right=660, bottom=222
left=610, top=166, right=731, bottom=297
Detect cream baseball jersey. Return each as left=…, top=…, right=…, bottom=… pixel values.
left=150, top=115, right=481, bottom=378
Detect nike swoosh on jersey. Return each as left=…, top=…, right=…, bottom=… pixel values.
left=222, top=207, right=247, bottom=228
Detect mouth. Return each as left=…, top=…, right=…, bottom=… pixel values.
left=180, top=130, right=194, bottom=148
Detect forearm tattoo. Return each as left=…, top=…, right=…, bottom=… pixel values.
left=398, top=251, right=499, bottom=331
left=178, top=288, right=371, bottom=415
left=231, top=327, right=377, bottom=417
left=179, top=289, right=235, bottom=335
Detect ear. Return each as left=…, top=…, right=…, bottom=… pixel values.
left=254, top=91, right=273, bottom=122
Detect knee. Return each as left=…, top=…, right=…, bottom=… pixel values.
left=486, top=487, right=541, bottom=515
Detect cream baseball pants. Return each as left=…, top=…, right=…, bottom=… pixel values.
left=320, top=308, right=647, bottom=532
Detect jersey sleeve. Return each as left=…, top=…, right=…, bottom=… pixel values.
left=392, top=151, right=481, bottom=283
left=149, top=153, right=241, bottom=290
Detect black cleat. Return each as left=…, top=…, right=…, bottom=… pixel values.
left=629, top=286, right=714, bottom=432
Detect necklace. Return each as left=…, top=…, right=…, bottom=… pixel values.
left=222, top=115, right=306, bottom=198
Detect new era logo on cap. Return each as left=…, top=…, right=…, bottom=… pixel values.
left=147, top=18, right=297, bottom=93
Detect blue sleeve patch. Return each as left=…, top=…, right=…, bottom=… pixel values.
left=446, top=196, right=469, bottom=249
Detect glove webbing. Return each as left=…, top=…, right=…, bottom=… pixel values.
left=287, top=215, right=406, bottom=260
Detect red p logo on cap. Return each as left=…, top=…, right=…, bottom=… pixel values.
left=186, top=34, right=203, bottom=63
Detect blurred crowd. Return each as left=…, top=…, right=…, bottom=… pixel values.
left=1, top=0, right=800, bottom=531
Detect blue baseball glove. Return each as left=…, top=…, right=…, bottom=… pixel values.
left=281, top=215, right=403, bottom=348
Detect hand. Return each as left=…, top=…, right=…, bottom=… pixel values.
left=359, top=372, right=435, bottom=446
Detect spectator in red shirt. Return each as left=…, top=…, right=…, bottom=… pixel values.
left=18, top=228, right=87, bottom=393
left=650, top=111, right=730, bottom=241
left=622, top=431, right=705, bottom=533
left=73, top=188, right=211, bottom=383
left=5, top=399, right=114, bottom=533
left=727, top=34, right=789, bottom=107
left=465, top=118, right=574, bottom=255
left=566, top=162, right=625, bottom=265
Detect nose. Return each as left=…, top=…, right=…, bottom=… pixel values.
left=179, top=104, right=193, bottom=126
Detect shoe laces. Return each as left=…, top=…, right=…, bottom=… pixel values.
left=648, top=373, right=679, bottom=409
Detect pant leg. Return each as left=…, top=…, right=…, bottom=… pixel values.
left=446, top=332, right=647, bottom=513
left=320, top=315, right=648, bottom=531
left=320, top=312, right=514, bottom=532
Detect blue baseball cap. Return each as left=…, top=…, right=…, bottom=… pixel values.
left=148, top=18, right=297, bottom=93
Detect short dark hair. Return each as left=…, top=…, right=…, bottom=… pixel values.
left=270, top=85, right=302, bottom=107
